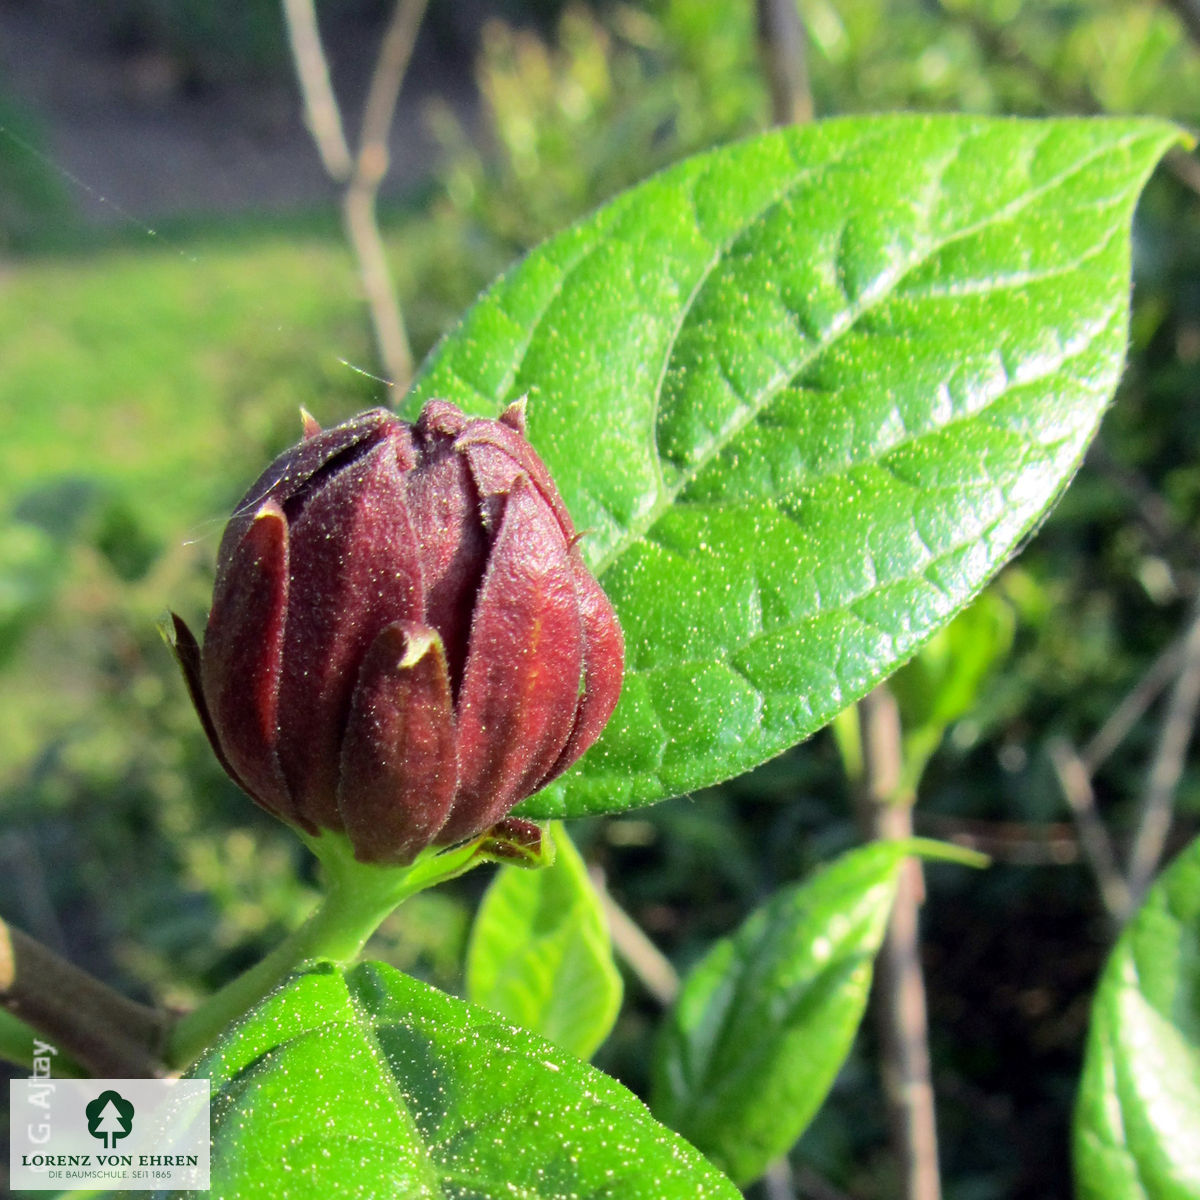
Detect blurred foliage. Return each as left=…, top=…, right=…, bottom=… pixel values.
left=0, top=86, right=72, bottom=252
left=2, top=1, right=1200, bottom=1198
left=105, top=0, right=290, bottom=84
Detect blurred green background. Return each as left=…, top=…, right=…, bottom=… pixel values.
left=2, top=2, right=1200, bottom=1198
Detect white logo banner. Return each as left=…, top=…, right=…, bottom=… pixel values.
left=10, top=1078, right=210, bottom=1191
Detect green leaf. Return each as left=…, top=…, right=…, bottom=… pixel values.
left=466, top=823, right=622, bottom=1060
left=191, top=961, right=737, bottom=1200
left=650, top=840, right=941, bottom=1185
left=1074, top=833, right=1200, bottom=1200
left=406, top=114, right=1181, bottom=820
left=889, top=588, right=1015, bottom=791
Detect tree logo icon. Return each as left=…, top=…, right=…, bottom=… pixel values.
left=85, top=1089, right=135, bottom=1149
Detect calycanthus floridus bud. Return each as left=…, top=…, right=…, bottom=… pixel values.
left=169, top=401, right=623, bottom=866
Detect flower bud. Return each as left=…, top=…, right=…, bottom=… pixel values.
left=170, top=401, right=623, bottom=865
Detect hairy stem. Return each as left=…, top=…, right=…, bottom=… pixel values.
left=0, top=917, right=166, bottom=1077
left=1049, top=737, right=1131, bottom=925
left=756, top=0, right=814, bottom=125
left=854, top=685, right=942, bottom=1200
left=165, top=836, right=483, bottom=1069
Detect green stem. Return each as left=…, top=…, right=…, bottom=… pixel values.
left=165, top=834, right=485, bottom=1070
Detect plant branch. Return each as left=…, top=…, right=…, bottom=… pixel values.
left=756, top=0, right=814, bottom=125
left=166, top=835, right=483, bottom=1069
left=282, top=0, right=425, bottom=388
left=357, top=0, right=429, bottom=180
left=281, top=0, right=353, bottom=180
left=1048, top=737, right=1132, bottom=925
left=1081, top=636, right=1184, bottom=774
left=0, top=916, right=167, bottom=1077
left=1127, top=594, right=1200, bottom=904
left=589, top=867, right=679, bottom=1007
left=855, top=685, right=941, bottom=1200
left=914, top=814, right=1079, bottom=866
left=762, top=1157, right=798, bottom=1200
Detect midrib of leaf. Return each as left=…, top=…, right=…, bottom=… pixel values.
left=676, top=893, right=883, bottom=1126
left=637, top=143, right=858, bottom=514
left=590, top=126, right=1146, bottom=582
left=343, top=975, right=446, bottom=1198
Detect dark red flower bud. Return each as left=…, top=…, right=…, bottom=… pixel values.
left=170, top=401, right=623, bottom=865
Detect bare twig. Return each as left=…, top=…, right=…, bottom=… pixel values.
left=1127, top=596, right=1200, bottom=904
left=1081, top=637, right=1185, bottom=774
left=356, top=0, right=428, bottom=176
left=855, top=685, right=942, bottom=1200
left=589, top=868, right=679, bottom=1007
left=1048, top=738, right=1132, bottom=924
left=0, top=917, right=168, bottom=1077
left=282, top=0, right=424, bottom=388
left=763, top=1157, right=798, bottom=1200
left=756, top=0, right=814, bottom=125
left=914, top=814, right=1079, bottom=866
left=281, top=0, right=353, bottom=179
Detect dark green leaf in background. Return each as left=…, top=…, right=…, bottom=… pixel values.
left=466, top=823, right=622, bottom=1060
left=191, top=962, right=737, bottom=1200
left=650, top=840, right=967, bottom=1185
left=1074, top=833, right=1200, bottom=1200
left=407, top=114, right=1181, bottom=821
left=887, top=589, right=1015, bottom=793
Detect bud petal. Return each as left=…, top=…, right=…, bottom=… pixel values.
left=201, top=501, right=294, bottom=824
left=339, top=623, right=458, bottom=864
left=165, top=612, right=254, bottom=799
left=455, top=418, right=575, bottom=540
left=274, top=440, right=425, bottom=827
left=448, top=475, right=585, bottom=842
left=402, top=432, right=488, bottom=691
left=540, top=561, right=625, bottom=788
left=218, top=409, right=401, bottom=569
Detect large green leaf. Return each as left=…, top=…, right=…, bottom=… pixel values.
left=649, top=840, right=973, bottom=1185
left=1074, top=834, right=1200, bottom=1200
left=190, top=961, right=736, bottom=1199
left=466, top=824, right=622, bottom=1060
left=406, top=114, right=1180, bottom=820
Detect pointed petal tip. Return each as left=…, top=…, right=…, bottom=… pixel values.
left=162, top=612, right=205, bottom=689
left=500, top=396, right=528, bottom=435
left=252, top=499, right=287, bottom=524
left=300, top=408, right=322, bottom=440
left=399, top=626, right=442, bottom=669
left=159, top=610, right=186, bottom=650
